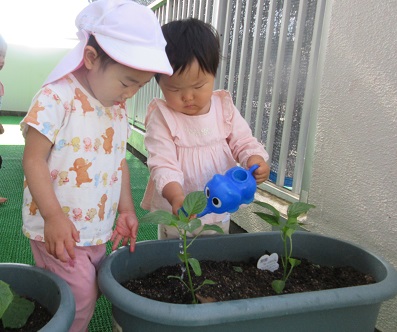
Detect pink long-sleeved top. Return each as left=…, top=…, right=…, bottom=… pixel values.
left=141, top=90, right=269, bottom=224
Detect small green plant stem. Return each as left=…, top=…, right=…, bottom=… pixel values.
left=285, top=238, right=295, bottom=281
left=282, top=234, right=288, bottom=279
left=181, top=230, right=197, bottom=304
left=141, top=191, right=222, bottom=304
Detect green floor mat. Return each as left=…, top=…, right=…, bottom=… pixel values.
left=0, top=114, right=23, bottom=124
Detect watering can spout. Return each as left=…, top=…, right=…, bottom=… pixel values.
left=197, top=207, right=210, bottom=218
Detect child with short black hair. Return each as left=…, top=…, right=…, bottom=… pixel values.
left=142, top=18, right=270, bottom=239
left=20, top=1, right=172, bottom=330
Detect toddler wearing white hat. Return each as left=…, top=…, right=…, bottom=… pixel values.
left=20, top=1, right=172, bottom=331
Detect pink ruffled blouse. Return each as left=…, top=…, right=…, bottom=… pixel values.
left=141, top=90, right=268, bottom=224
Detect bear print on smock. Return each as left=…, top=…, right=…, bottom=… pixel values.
left=75, top=88, right=94, bottom=114
left=97, top=194, right=108, bottom=221
left=69, top=158, right=93, bottom=187
left=29, top=200, right=38, bottom=215
left=58, top=171, right=70, bottom=186
left=85, top=208, right=97, bottom=222
left=102, top=127, right=114, bottom=154
left=26, top=101, right=45, bottom=125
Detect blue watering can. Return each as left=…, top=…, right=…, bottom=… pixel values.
left=196, top=164, right=259, bottom=217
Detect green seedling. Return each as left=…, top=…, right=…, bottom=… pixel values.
left=0, top=280, right=35, bottom=329
left=140, top=191, right=224, bottom=304
left=253, top=201, right=315, bottom=294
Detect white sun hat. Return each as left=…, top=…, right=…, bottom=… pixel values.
left=43, top=0, right=172, bottom=86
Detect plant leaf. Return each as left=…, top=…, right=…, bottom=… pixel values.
left=140, top=210, right=176, bottom=225
left=271, top=280, right=286, bottom=294
left=180, top=218, right=201, bottom=233
left=177, top=207, right=189, bottom=222
left=183, top=191, right=207, bottom=216
left=167, top=275, right=182, bottom=281
left=286, top=216, right=298, bottom=226
left=201, top=279, right=216, bottom=286
left=2, top=295, right=35, bottom=329
left=233, top=266, right=243, bottom=273
left=285, top=227, right=295, bottom=238
left=0, top=281, right=13, bottom=319
left=280, top=225, right=293, bottom=237
left=194, top=279, right=217, bottom=294
left=167, top=275, right=181, bottom=280
left=188, top=258, right=202, bottom=276
left=177, top=252, right=190, bottom=261
left=253, top=201, right=281, bottom=219
left=289, top=258, right=301, bottom=267
left=177, top=252, right=183, bottom=262
left=287, top=202, right=315, bottom=219
left=201, top=224, right=224, bottom=234
left=252, top=212, right=280, bottom=227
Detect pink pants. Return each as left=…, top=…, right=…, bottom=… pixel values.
left=30, top=240, right=106, bottom=332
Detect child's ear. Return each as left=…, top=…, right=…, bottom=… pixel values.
left=83, top=46, right=98, bottom=69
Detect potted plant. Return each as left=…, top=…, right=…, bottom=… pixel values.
left=0, top=263, right=75, bottom=331
left=98, top=193, right=397, bottom=332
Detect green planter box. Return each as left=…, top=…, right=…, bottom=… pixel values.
left=98, top=232, right=397, bottom=332
left=0, top=263, right=75, bottom=332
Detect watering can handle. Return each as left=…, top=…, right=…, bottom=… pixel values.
left=249, top=164, right=259, bottom=174
left=178, top=206, right=188, bottom=218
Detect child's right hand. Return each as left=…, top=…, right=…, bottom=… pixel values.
left=44, top=215, right=80, bottom=263
left=247, top=155, right=270, bottom=184
left=171, top=195, right=185, bottom=216
left=162, top=182, right=185, bottom=216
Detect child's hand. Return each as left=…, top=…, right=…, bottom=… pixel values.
left=44, top=215, right=80, bottom=263
left=162, top=182, right=185, bottom=216
left=110, top=211, right=139, bottom=252
left=171, top=195, right=185, bottom=216
left=247, top=155, right=270, bottom=184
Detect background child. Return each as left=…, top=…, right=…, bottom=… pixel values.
left=141, top=18, right=270, bottom=240
left=0, top=34, right=7, bottom=204
left=20, top=1, right=172, bottom=331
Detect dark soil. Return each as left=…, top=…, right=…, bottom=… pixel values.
left=122, top=256, right=376, bottom=304
left=0, top=299, right=52, bottom=332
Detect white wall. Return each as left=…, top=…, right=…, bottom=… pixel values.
left=0, top=44, right=69, bottom=113
left=0, top=0, right=85, bottom=113
left=307, top=1, right=397, bottom=330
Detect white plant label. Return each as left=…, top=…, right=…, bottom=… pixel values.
left=257, top=253, right=279, bottom=272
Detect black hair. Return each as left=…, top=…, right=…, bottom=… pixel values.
left=158, top=18, right=220, bottom=80
left=87, top=35, right=116, bottom=69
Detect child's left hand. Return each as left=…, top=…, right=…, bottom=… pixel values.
left=111, top=211, right=139, bottom=252
left=247, top=155, right=270, bottom=184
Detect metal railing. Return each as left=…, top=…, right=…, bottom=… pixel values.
left=127, top=0, right=326, bottom=202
